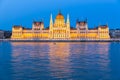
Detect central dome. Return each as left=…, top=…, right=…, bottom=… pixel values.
left=56, top=12, right=64, bottom=19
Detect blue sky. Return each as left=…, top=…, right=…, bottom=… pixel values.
left=0, top=0, right=120, bottom=30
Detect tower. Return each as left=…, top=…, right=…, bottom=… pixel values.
left=49, top=14, right=53, bottom=38
left=67, top=14, right=70, bottom=29
left=66, top=14, right=70, bottom=38
left=32, top=21, right=44, bottom=30
left=85, top=18, right=88, bottom=30
left=49, top=11, right=71, bottom=39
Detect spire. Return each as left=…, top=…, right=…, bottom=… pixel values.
left=85, top=18, right=88, bottom=30
left=50, top=14, right=53, bottom=24
left=66, top=14, right=70, bottom=38
left=67, top=14, right=70, bottom=29
left=67, top=14, right=70, bottom=23
left=49, top=14, right=53, bottom=38
left=50, top=14, right=53, bottom=30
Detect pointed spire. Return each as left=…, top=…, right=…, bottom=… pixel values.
left=67, top=14, right=70, bottom=29
left=50, top=14, right=53, bottom=24
left=50, top=14, right=53, bottom=30
left=67, top=14, right=70, bottom=23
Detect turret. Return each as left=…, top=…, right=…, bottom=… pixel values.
left=32, top=21, right=44, bottom=30
left=85, top=18, right=88, bottom=30
left=67, top=14, right=70, bottom=29
left=76, top=20, right=88, bottom=31
left=50, top=14, right=53, bottom=30
left=66, top=14, right=70, bottom=38
left=49, top=14, right=53, bottom=39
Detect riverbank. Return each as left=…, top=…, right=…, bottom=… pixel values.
left=1, top=39, right=120, bottom=42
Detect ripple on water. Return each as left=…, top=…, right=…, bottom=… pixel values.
left=0, top=42, right=120, bottom=80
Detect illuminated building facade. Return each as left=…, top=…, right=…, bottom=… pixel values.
left=11, top=12, right=110, bottom=39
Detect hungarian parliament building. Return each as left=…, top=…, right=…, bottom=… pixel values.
left=11, top=12, right=110, bottom=39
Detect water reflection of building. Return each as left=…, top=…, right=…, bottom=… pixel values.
left=49, top=43, right=72, bottom=79
left=96, top=42, right=110, bottom=70
left=86, top=42, right=110, bottom=79
left=9, top=42, right=111, bottom=79
left=68, top=42, right=110, bottom=80
left=10, top=42, right=50, bottom=79
left=11, top=42, right=50, bottom=58
left=97, top=42, right=109, bottom=54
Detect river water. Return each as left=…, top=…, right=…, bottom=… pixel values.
left=0, top=42, right=120, bottom=80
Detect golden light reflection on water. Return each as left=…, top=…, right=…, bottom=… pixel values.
left=97, top=42, right=110, bottom=54
left=48, top=43, right=72, bottom=78
left=10, top=42, right=111, bottom=79
left=49, top=43, right=70, bottom=59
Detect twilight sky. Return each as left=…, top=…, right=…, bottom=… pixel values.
left=0, top=0, right=120, bottom=30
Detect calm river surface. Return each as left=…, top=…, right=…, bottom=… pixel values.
left=0, top=42, right=120, bottom=80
